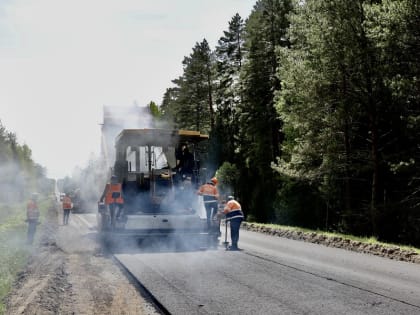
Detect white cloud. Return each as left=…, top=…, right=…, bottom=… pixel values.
left=0, top=0, right=255, bottom=179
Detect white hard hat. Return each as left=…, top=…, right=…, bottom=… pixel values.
left=227, top=195, right=234, bottom=201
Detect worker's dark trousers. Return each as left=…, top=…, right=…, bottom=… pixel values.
left=229, top=218, right=243, bottom=249
left=204, top=201, right=218, bottom=230
left=109, top=203, right=123, bottom=226
left=27, top=220, right=37, bottom=244
left=63, top=209, right=71, bottom=225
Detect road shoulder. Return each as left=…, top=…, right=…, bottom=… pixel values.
left=5, top=202, right=160, bottom=315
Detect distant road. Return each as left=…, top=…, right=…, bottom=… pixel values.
left=78, top=214, right=420, bottom=314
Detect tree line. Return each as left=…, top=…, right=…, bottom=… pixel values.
left=157, top=0, right=420, bottom=246
left=0, top=120, right=52, bottom=202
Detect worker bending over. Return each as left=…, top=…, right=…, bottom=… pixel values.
left=223, top=196, right=244, bottom=251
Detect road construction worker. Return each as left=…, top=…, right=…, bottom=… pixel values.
left=100, top=175, right=124, bottom=227
left=197, top=177, right=220, bottom=231
left=176, top=144, right=194, bottom=180
left=26, top=193, right=40, bottom=245
left=223, top=196, right=244, bottom=251
left=62, top=193, right=72, bottom=225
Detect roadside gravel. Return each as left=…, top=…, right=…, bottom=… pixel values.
left=5, top=202, right=160, bottom=315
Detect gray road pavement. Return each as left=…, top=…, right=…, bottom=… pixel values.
left=111, top=227, right=420, bottom=315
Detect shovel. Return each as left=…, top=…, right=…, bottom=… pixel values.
left=223, top=219, right=229, bottom=249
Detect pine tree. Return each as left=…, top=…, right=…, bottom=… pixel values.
left=161, top=40, right=215, bottom=134
left=238, top=0, right=293, bottom=222
left=159, top=87, right=178, bottom=129
left=213, top=13, right=246, bottom=164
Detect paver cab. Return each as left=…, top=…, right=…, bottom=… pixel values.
left=97, top=128, right=217, bottom=247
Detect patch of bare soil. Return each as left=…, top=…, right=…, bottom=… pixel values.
left=242, top=222, right=420, bottom=264
left=5, top=203, right=160, bottom=315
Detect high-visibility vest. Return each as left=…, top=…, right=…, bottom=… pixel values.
left=223, top=199, right=244, bottom=220
left=62, top=196, right=72, bottom=210
left=105, top=183, right=124, bottom=204
left=198, top=183, right=219, bottom=203
left=27, top=200, right=40, bottom=220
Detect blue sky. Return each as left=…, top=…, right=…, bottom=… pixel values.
left=0, top=0, right=255, bottom=179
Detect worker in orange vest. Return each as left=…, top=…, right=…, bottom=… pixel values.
left=100, top=175, right=124, bottom=227
left=197, top=177, right=220, bottom=231
left=223, top=196, right=244, bottom=251
left=62, top=193, right=72, bottom=225
left=26, top=193, right=40, bottom=245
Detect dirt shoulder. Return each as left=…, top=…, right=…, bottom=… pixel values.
left=242, top=222, right=420, bottom=264
left=5, top=202, right=160, bottom=315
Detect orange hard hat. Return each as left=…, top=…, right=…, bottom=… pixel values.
left=211, top=177, right=218, bottom=185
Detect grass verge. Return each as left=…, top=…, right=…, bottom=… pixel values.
left=245, top=222, right=420, bottom=255
left=0, top=197, right=50, bottom=315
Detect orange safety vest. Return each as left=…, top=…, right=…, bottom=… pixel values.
left=27, top=200, right=40, bottom=220
left=223, top=200, right=241, bottom=213
left=62, top=196, right=72, bottom=210
left=198, top=183, right=219, bottom=203
left=223, top=199, right=244, bottom=220
left=104, top=183, right=124, bottom=205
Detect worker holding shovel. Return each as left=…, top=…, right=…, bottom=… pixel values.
left=223, top=196, right=244, bottom=251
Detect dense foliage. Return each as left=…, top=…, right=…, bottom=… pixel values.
left=276, top=0, right=420, bottom=244
left=160, top=0, right=420, bottom=246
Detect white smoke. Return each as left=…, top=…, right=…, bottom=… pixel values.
left=101, top=103, right=156, bottom=169
left=64, top=103, right=158, bottom=212
left=0, top=161, right=25, bottom=203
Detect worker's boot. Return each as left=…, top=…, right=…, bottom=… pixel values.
left=228, top=242, right=239, bottom=251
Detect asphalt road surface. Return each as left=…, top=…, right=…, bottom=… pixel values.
left=78, top=213, right=420, bottom=314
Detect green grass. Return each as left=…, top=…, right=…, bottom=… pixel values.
left=245, top=222, right=420, bottom=254
left=0, top=231, right=28, bottom=314
left=0, top=197, right=50, bottom=314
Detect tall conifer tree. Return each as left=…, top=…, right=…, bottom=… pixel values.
left=213, top=13, right=245, bottom=164
left=162, top=40, right=215, bottom=133
left=239, top=0, right=293, bottom=222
